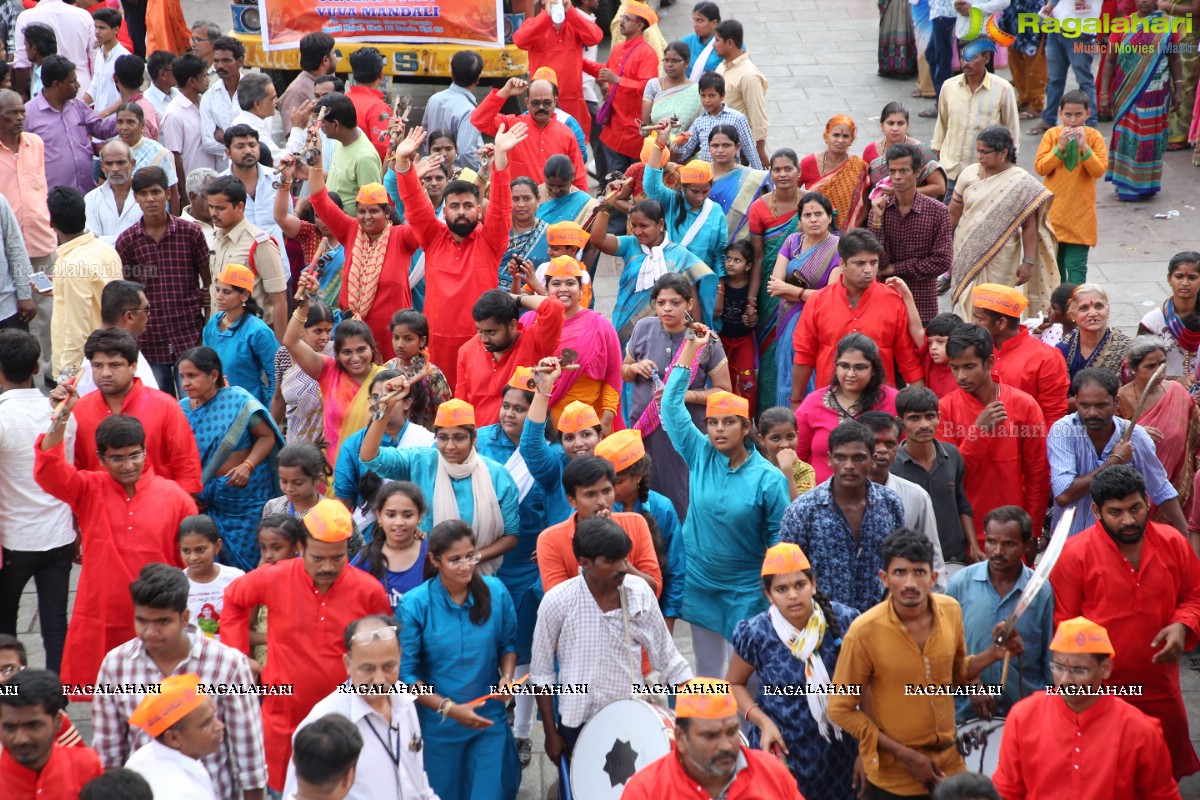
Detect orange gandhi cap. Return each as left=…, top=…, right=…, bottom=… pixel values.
left=1050, top=617, right=1115, bottom=656
left=356, top=182, right=391, bottom=207
left=558, top=401, right=601, bottom=434
left=972, top=283, right=1029, bottom=318
left=640, top=134, right=670, bottom=164
left=676, top=678, right=737, bottom=719
left=546, top=222, right=590, bottom=250
left=304, top=498, right=354, bottom=543
left=507, top=366, right=537, bottom=393
left=545, top=255, right=584, bottom=279
left=128, top=674, right=206, bottom=737
left=678, top=159, right=713, bottom=184
left=216, top=263, right=254, bottom=292
left=761, top=543, right=812, bottom=576
left=594, top=428, right=644, bottom=472
left=706, top=391, right=749, bottom=419
left=434, top=398, right=476, bottom=428
left=532, top=66, right=559, bottom=86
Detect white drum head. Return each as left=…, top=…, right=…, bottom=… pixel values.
left=942, top=561, right=968, bottom=580
left=570, top=700, right=674, bottom=799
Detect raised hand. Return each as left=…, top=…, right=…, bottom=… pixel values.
left=290, top=98, right=316, bottom=131
left=394, top=126, right=428, bottom=166
left=494, top=122, right=530, bottom=155
left=415, top=154, right=445, bottom=181
left=294, top=270, right=320, bottom=305
left=500, top=77, right=529, bottom=98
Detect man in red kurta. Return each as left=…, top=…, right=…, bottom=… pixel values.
left=623, top=678, right=802, bottom=799
left=791, top=230, right=925, bottom=405
left=50, top=327, right=202, bottom=493
left=972, top=283, right=1070, bottom=425
left=938, top=324, right=1049, bottom=545
left=994, top=616, right=1180, bottom=800
left=584, top=1, right=660, bottom=165
left=455, top=293, right=565, bottom=424
left=393, top=124, right=526, bottom=389
left=221, top=500, right=391, bottom=791
left=345, top=48, right=392, bottom=163
left=0, top=669, right=103, bottom=800
left=34, top=414, right=194, bottom=692
left=511, top=1, right=604, bottom=144
left=470, top=77, right=589, bottom=192
left=1052, top=464, right=1200, bottom=779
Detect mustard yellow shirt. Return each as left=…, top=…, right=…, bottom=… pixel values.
left=1034, top=125, right=1108, bottom=246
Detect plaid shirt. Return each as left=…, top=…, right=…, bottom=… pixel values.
left=867, top=192, right=954, bottom=324
left=92, top=628, right=267, bottom=800
left=677, top=105, right=763, bottom=169
left=115, top=216, right=210, bottom=364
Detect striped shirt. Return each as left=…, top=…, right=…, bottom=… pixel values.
left=676, top=105, right=763, bottom=169
left=91, top=628, right=267, bottom=800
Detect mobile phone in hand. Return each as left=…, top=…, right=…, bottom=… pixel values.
left=30, top=271, right=53, bottom=293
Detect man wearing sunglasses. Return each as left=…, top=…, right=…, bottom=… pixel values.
left=282, top=615, right=438, bottom=799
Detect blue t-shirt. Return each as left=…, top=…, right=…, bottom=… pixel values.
left=351, top=538, right=430, bottom=618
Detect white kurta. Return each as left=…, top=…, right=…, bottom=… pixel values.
left=125, top=739, right=218, bottom=800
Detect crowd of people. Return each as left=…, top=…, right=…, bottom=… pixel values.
left=1, top=0, right=1200, bottom=798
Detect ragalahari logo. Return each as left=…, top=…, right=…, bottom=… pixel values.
left=960, top=8, right=1017, bottom=59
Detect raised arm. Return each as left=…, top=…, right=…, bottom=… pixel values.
left=590, top=178, right=633, bottom=255
left=282, top=272, right=329, bottom=380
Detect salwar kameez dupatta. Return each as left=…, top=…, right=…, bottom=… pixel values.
left=751, top=211, right=799, bottom=417
left=878, top=0, right=918, bottom=77
left=950, top=163, right=1058, bottom=320
left=1105, top=13, right=1179, bottom=200
left=1138, top=380, right=1200, bottom=512
left=612, top=239, right=717, bottom=347
left=522, top=307, right=625, bottom=429
left=709, top=166, right=771, bottom=243
left=773, top=235, right=841, bottom=407
left=182, top=386, right=284, bottom=572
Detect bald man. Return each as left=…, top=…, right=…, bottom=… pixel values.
left=85, top=142, right=143, bottom=245
left=470, top=77, right=589, bottom=191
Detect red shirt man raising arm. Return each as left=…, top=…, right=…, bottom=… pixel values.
left=392, top=123, right=528, bottom=389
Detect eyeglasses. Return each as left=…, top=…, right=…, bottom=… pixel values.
left=1049, top=662, right=1095, bottom=679
left=99, top=451, right=147, bottom=465
left=0, top=664, right=22, bottom=677
left=350, top=625, right=399, bottom=646
left=436, top=433, right=471, bottom=444
left=528, top=99, right=555, bottom=109
left=443, top=552, right=482, bottom=568
left=835, top=362, right=871, bottom=373
left=976, top=148, right=997, bottom=156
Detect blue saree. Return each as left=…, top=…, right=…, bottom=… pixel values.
left=773, top=234, right=841, bottom=406
left=709, top=165, right=770, bottom=243
left=182, top=386, right=284, bottom=572
left=536, top=189, right=596, bottom=226
left=612, top=235, right=717, bottom=348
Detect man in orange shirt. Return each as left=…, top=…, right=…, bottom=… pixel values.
left=344, top=48, right=392, bottom=163
left=455, top=291, right=564, bottom=425
left=536, top=456, right=661, bottom=595
left=971, top=283, right=1070, bottom=426
left=939, top=324, right=1049, bottom=547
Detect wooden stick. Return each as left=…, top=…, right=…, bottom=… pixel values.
left=1120, top=363, right=1168, bottom=444
left=999, top=652, right=1011, bottom=691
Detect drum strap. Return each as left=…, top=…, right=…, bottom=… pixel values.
left=618, top=585, right=641, bottom=696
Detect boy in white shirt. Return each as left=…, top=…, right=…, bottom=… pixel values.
left=87, top=7, right=128, bottom=112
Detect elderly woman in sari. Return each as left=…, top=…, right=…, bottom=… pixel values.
left=362, top=394, right=520, bottom=575
left=179, top=346, right=284, bottom=572
left=285, top=271, right=385, bottom=468
left=798, top=116, right=870, bottom=230
left=1118, top=336, right=1200, bottom=515
left=766, top=193, right=840, bottom=407
left=949, top=125, right=1057, bottom=320
left=1139, top=252, right=1200, bottom=383
left=591, top=189, right=717, bottom=347
left=862, top=102, right=947, bottom=198
left=499, top=177, right=550, bottom=292
left=1055, top=284, right=1131, bottom=406
left=298, top=154, right=419, bottom=361
left=706, top=124, right=770, bottom=242
left=644, top=125, right=728, bottom=277
left=272, top=302, right=334, bottom=445
left=642, top=41, right=702, bottom=131
left=623, top=273, right=733, bottom=520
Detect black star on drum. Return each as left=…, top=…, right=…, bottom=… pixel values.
left=603, top=739, right=639, bottom=787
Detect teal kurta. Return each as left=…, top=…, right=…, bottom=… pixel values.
left=643, top=165, right=729, bottom=277
left=399, top=575, right=520, bottom=800
left=661, top=367, right=790, bottom=640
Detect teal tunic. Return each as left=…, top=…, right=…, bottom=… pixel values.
left=399, top=576, right=520, bottom=800
left=643, top=165, right=729, bottom=277
left=661, top=367, right=790, bottom=640
left=364, top=446, right=521, bottom=542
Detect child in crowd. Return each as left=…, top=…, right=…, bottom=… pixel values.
left=1034, top=90, right=1108, bottom=285
left=262, top=442, right=328, bottom=519
left=250, top=515, right=303, bottom=666
left=921, top=312, right=963, bottom=398
left=178, top=515, right=244, bottom=642
left=756, top=406, right=816, bottom=500
left=383, top=309, right=452, bottom=429
left=675, top=72, right=763, bottom=168
left=350, top=481, right=432, bottom=617
left=1034, top=282, right=1078, bottom=347
left=716, top=240, right=757, bottom=409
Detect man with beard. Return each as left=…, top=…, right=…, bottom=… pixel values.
left=946, top=506, right=1054, bottom=722
left=994, top=617, right=1179, bottom=799
left=454, top=290, right=564, bottom=424
left=1048, top=367, right=1186, bottom=537
left=779, top=421, right=906, bottom=613
left=829, top=528, right=1024, bottom=798
left=84, top=142, right=142, bottom=245
left=470, top=76, right=589, bottom=191
left=393, top=124, right=527, bottom=389
left=0, top=670, right=102, bottom=798
left=281, top=615, right=437, bottom=799
left=221, top=499, right=391, bottom=793
left=623, top=678, right=801, bottom=798
left=1053, top=465, right=1200, bottom=780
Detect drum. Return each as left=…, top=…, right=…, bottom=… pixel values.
left=941, top=561, right=968, bottom=581
left=956, top=716, right=1006, bottom=775
left=571, top=700, right=675, bottom=799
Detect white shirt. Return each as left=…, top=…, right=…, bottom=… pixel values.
left=0, top=389, right=75, bottom=552
left=199, top=76, right=242, bottom=163
left=89, top=43, right=131, bottom=110
left=146, top=85, right=180, bottom=119
left=231, top=109, right=276, bottom=153
left=220, top=163, right=291, bottom=275
left=76, top=351, right=159, bottom=396
left=84, top=182, right=143, bottom=245
left=580, top=10, right=602, bottom=105
left=125, top=739, right=218, bottom=800
left=13, top=0, right=96, bottom=92
left=186, top=564, right=246, bottom=643
left=162, top=93, right=224, bottom=179
left=282, top=684, right=439, bottom=800
left=883, top=472, right=947, bottom=591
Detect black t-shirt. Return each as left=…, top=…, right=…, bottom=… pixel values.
left=720, top=282, right=753, bottom=338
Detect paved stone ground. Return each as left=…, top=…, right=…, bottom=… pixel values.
left=16, top=0, right=1200, bottom=795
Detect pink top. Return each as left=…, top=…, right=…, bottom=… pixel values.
left=795, top=384, right=899, bottom=483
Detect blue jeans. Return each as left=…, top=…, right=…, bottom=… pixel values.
left=927, top=16, right=958, bottom=98
left=1042, top=31, right=1099, bottom=127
